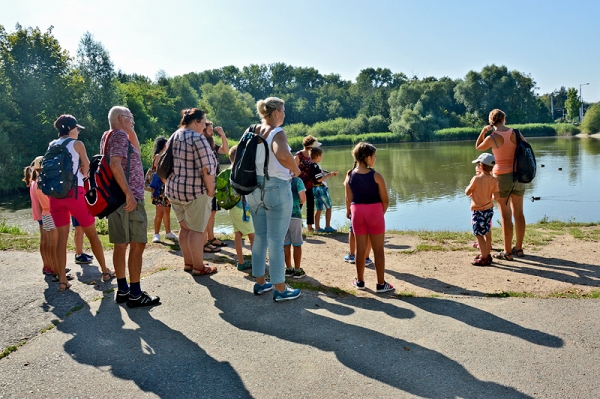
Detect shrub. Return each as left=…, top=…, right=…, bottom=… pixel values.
left=367, top=115, right=389, bottom=133
left=581, top=103, right=600, bottom=134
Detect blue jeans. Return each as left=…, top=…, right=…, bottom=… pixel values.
left=247, top=176, right=292, bottom=285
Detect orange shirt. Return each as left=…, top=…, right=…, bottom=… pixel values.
left=491, top=129, right=516, bottom=175
left=465, top=173, right=499, bottom=211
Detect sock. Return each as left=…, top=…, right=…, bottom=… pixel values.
left=117, top=278, right=129, bottom=293
left=130, top=282, right=142, bottom=297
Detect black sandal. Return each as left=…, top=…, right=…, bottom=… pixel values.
left=203, top=243, right=221, bottom=253
left=209, top=238, right=228, bottom=247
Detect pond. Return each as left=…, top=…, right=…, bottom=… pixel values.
left=3, top=136, right=600, bottom=234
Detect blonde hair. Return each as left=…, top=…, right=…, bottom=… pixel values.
left=228, top=145, right=237, bottom=163
left=256, top=97, right=284, bottom=121
left=489, top=109, right=506, bottom=126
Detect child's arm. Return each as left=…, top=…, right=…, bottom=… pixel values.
left=465, top=176, right=476, bottom=197
left=344, top=172, right=352, bottom=219
left=299, top=189, right=306, bottom=204
left=318, top=170, right=339, bottom=183
left=374, top=171, right=389, bottom=214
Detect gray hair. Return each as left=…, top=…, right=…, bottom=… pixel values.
left=108, top=106, right=131, bottom=128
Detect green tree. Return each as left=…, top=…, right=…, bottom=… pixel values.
left=565, top=87, right=581, bottom=122
left=580, top=102, right=600, bottom=133
left=199, top=82, right=254, bottom=139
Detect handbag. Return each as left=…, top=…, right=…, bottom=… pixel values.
left=156, top=136, right=174, bottom=180
left=144, top=168, right=155, bottom=192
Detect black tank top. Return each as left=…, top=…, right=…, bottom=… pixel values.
left=348, top=170, right=381, bottom=204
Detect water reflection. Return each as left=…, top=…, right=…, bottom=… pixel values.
left=3, top=137, right=600, bottom=233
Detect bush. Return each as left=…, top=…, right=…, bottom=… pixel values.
left=288, top=132, right=405, bottom=151
left=367, top=115, right=389, bottom=133
left=433, top=123, right=579, bottom=141
left=581, top=103, right=600, bottom=134
left=284, top=123, right=310, bottom=138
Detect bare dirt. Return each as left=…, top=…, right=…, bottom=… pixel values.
left=147, top=229, right=600, bottom=297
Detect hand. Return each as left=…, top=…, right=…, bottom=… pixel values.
left=124, top=193, right=137, bottom=212
left=481, top=125, right=494, bottom=135
left=346, top=210, right=351, bottom=219
left=332, top=171, right=339, bottom=177
left=207, top=190, right=215, bottom=198
left=214, top=126, right=225, bottom=136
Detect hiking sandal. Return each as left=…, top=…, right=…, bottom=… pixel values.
left=102, top=269, right=116, bottom=281
left=512, top=247, right=525, bottom=257
left=58, top=282, right=71, bottom=292
left=203, top=243, right=221, bottom=253
left=493, top=250, right=513, bottom=261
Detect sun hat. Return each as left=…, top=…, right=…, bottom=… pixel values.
left=309, top=140, right=322, bottom=148
left=472, top=153, right=495, bottom=166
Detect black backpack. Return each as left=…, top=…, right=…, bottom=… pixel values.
left=512, top=129, right=536, bottom=183
left=230, top=125, right=269, bottom=195
left=39, top=138, right=78, bottom=198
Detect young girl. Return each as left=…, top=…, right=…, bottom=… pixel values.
left=344, top=142, right=394, bottom=293
left=151, top=136, right=178, bottom=243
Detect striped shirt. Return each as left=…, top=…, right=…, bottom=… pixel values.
left=165, top=128, right=217, bottom=202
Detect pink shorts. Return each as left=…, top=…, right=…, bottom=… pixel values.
left=49, top=187, right=95, bottom=228
left=351, top=203, right=385, bottom=235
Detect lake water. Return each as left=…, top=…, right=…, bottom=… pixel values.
left=4, top=136, right=600, bottom=234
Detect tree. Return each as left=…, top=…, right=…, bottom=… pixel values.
left=580, top=102, right=600, bottom=133
left=565, top=87, right=581, bottom=122
left=199, top=82, right=254, bottom=139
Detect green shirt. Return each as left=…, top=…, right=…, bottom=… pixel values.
left=291, top=177, right=306, bottom=219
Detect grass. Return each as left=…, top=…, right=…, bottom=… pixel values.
left=65, top=304, right=84, bottom=317
left=0, top=341, right=26, bottom=360
left=0, top=220, right=27, bottom=234
left=485, top=289, right=600, bottom=299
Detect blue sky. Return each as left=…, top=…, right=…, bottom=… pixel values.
left=2, top=0, right=599, bottom=102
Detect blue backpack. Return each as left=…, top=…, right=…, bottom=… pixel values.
left=39, top=138, right=78, bottom=198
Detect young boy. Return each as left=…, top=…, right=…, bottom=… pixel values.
left=344, top=226, right=373, bottom=267
left=465, top=153, right=499, bottom=266
left=284, top=177, right=307, bottom=278
left=221, top=146, right=255, bottom=271
left=309, top=146, right=338, bottom=233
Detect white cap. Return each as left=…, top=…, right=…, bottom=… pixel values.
left=472, top=153, right=495, bottom=166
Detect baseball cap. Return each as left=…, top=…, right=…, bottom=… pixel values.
left=60, top=115, right=85, bottom=131
left=472, top=153, right=495, bottom=166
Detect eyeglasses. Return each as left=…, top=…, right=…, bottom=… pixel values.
left=122, top=115, right=134, bottom=121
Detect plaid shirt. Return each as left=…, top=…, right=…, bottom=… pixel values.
left=165, top=128, right=217, bottom=202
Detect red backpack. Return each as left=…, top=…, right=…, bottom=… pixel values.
left=84, top=130, right=132, bottom=219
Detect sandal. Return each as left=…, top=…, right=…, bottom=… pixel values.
left=192, top=265, right=217, bottom=276
left=102, top=269, right=116, bottom=281
left=472, top=255, right=492, bottom=266
left=493, top=251, right=513, bottom=261
left=203, top=243, right=221, bottom=253
left=209, top=238, right=228, bottom=247
left=184, top=263, right=194, bottom=272
left=58, top=282, right=71, bottom=292
left=53, top=274, right=75, bottom=282
left=512, top=247, right=525, bottom=257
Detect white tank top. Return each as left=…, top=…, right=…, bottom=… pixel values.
left=255, top=127, right=292, bottom=181
left=51, top=137, right=84, bottom=186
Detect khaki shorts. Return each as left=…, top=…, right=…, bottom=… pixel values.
left=108, top=200, right=148, bottom=244
left=495, top=173, right=526, bottom=198
left=170, top=195, right=212, bottom=233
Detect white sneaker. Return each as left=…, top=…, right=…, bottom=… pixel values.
left=152, top=234, right=161, bottom=243
left=165, top=232, right=178, bottom=241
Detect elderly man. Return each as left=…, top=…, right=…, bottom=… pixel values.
left=101, top=106, right=160, bottom=307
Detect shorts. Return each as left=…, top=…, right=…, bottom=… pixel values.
left=228, top=205, right=254, bottom=236
left=313, top=185, right=332, bottom=211
left=71, top=216, right=80, bottom=227
left=42, top=214, right=56, bottom=231
left=37, top=220, right=43, bottom=226
left=495, top=173, right=526, bottom=198
left=170, top=195, right=211, bottom=233
left=108, top=200, right=148, bottom=244
left=471, top=208, right=494, bottom=236
left=284, top=218, right=303, bottom=246
left=350, top=203, right=385, bottom=235
left=49, top=187, right=95, bottom=228
left=151, top=194, right=171, bottom=207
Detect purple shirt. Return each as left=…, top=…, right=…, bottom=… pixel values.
left=100, top=129, right=145, bottom=200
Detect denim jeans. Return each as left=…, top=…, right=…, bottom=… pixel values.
left=247, top=176, right=292, bottom=285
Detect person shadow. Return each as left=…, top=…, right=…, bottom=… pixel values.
left=49, top=289, right=251, bottom=398
left=201, top=277, right=534, bottom=398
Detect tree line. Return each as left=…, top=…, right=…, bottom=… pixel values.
left=0, top=24, right=587, bottom=196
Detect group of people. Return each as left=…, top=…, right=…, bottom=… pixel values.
left=26, top=101, right=527, bottom=305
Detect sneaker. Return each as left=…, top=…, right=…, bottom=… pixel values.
left=285, top=268, right=294, bottom=277
left=352, top=278, right=365, bottom=290
left=152, top=234, right=161, bottom=243
left=81, top=252, right=93, bottom=260
left=293, top=268, right=306, bottom=279
left=253, top=282, right=273, bottom=295
left=323, top=227, right=337, bottom=233
left=115, top=290, right=130, bottom=304
left=365, top=258, right=374, bottom=267
left=126, top=291, right=160, bottom=308
left=344, top=254, right=356, bottom=264
left=273, top=285, right=301, bottom=302
left=165, top=232, right=179, bottom=241
left=74, top=253, right=93, bottom=264
left=376, top=281, right=395, bottom=293
left=237, top=260, right=252, bottom=271
left=42, top=266, right=53, bottom=275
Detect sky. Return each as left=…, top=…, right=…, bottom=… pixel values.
left=1, top=0, right=599, bottom=102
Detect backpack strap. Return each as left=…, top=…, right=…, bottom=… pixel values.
left=55, top=138, right=77, bottom=198
left=103, top=130, right=133, bottom=183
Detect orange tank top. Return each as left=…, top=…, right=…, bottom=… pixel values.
left=491, top=129, right=516, bottom=175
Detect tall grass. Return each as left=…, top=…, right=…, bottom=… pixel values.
left=0, top=220, right=26, bottom=235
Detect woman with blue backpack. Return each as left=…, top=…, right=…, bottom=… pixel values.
left=475, top=109, right=528, bottom=261
left=43, top=115, right=115, bottom=291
